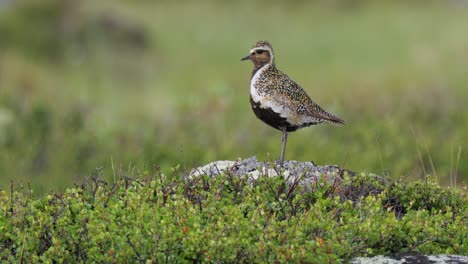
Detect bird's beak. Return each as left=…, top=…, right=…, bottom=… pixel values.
left=240, top=54, right=250, bottom=61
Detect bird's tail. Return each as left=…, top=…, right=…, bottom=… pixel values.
left=325, top=114, right=345, bottom=125
left=308, top=105, right=345, bottom=125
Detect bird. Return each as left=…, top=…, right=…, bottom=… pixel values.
left=241, top=40, right=344, bottom=165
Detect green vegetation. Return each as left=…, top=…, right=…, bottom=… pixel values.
left=0, top=171, right=466, bottom=262
left=0, top=1, right=467, bottom=190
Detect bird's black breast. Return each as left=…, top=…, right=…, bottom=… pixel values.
left=250, top=97, right=303, bottom=132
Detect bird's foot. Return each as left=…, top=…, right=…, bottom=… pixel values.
left=275, top=159, right=285, bottom=167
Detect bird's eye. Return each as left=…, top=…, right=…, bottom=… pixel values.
left=255, top=50, right=264, bottom=55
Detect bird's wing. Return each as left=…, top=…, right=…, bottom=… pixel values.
left=275, top=71, right=345, bottom=125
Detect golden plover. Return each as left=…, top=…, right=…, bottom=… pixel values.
left=241, top=40, right=344, bottom=165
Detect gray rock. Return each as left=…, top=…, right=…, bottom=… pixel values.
left=190, top=156, right=353, bottom=185
left=351, top=254, right=468, bottom=264
left=189, top=156, right=385, bottom=202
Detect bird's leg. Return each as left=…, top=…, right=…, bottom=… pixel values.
left=279, top=127, right=288, bottom=165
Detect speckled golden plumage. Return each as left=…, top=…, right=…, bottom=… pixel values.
left=241, top=40, right=344, bottom=164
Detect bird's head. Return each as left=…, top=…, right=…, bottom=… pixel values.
left=241, top=40, right=275, bottom=67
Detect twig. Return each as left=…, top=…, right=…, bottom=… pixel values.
left=126, top=234, right=144, bottom=263
left=408, top=236, right=436, bottom=252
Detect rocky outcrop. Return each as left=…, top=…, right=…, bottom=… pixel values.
left=190, top=156, right=384, bottom=203
left=190, top=156, right=355, bottom=184
left=351, top=254, right=468, bottom=264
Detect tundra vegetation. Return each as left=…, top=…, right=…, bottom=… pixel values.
left=0, top=169, right=466, bottom=262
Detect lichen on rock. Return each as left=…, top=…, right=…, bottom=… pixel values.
left=190, top=156, right=385, bottom=203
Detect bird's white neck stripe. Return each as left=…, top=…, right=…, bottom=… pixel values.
left=250, top=63, right=270, bottom=103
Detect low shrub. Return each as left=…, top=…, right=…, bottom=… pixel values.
left=0, top=168, right=466, bottom=263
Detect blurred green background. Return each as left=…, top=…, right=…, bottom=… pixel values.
left=0, top=0, right=467, bottom=191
